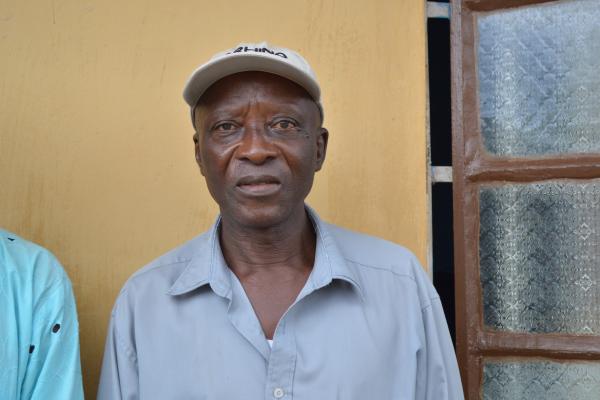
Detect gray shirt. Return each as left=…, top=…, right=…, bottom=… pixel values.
left=98, top=207, right=464, bottom=399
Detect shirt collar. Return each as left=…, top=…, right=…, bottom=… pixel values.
left=304, top=205, right=364, bottom=298
left=167, top=215, right=231, bottom=298
left=168, top=205, right=363, bottom=298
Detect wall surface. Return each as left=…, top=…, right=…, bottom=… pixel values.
left=0, top=0, right=428, bottom=397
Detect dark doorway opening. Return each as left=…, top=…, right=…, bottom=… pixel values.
left=427, top=2, right=455, bottom=345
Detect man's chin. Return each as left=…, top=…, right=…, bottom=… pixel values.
left=222, top=203, right=299, bottom=230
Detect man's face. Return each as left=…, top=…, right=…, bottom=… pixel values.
left=194, top=71, right=328, bottom=229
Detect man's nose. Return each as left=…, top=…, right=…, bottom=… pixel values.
left=236, top=123, right=278, bottom=164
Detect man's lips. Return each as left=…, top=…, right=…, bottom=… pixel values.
left=235, top=175, right=282, bottom=196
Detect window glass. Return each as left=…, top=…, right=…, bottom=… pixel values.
left=478, top=0, right=600, bottom=156
left=480, top=181, right=600, bottom=334
left=483, top=359, right=600, bottom=399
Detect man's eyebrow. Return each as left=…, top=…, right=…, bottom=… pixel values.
left=269, top=104, right=311, bottom=119
left=194, top=105, right=241, bottom=126
left=199, top=100, right=315, bottom=121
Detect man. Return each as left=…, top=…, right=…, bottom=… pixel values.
left=0, top=229, right=84, bottom=399
left=98, top=42, right=463, bottom=399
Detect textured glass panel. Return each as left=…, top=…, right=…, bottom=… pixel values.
left=483, top=360, right=600, bottom=400
left=480, top=181, right=600, bottom=334
left=477, top=0, right=600, bottom=156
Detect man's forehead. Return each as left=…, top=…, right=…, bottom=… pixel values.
left=198, top=72, right=314, bottom=105
left=193, top=71, right=321, bottom=126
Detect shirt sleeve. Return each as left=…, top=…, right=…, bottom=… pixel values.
left=416, top=297, right=465, bottom=400
left=20, top=269, right=84, bottom=400
left=97, top=295, right=139, bottom=400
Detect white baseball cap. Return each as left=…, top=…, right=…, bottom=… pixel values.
left=183, top=42, right=322, bottom=125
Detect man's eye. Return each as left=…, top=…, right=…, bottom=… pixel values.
left=272, top=120, right=298, bottom=130
left=214, top=122, right=236, bottom=131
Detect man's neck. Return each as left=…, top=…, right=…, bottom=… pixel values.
left=218, top=207, right=316, bottom=278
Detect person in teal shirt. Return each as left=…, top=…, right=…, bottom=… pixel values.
left=0, top=228, right=84, bottom=399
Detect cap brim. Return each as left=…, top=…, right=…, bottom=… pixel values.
left=182, top=53, right=321, bottom=108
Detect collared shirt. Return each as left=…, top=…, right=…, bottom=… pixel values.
left=0, top=229, right=84, bottom=400
left=98, top=207, right=463, bottom=399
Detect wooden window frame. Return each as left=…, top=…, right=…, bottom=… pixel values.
left=450, top=0, right=600, bottom=398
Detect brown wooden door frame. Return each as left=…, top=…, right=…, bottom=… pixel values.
left=450, top=0, right=600, bottom=398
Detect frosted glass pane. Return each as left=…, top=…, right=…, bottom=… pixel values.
left=483, top=360, right=600, bottom=400
left=480, top=181, right=600, bottom=334
left=477, top=0, right=600, bottom=156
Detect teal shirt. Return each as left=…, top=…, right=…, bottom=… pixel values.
left=0, top=229, right=84, bottom=400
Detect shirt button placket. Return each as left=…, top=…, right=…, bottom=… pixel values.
left=265, top=320, right=296, bottom=400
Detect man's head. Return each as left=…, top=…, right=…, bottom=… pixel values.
left=183, top=44, right=328, bottom=229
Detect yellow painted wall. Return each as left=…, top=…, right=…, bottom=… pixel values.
left=0, top=0, right=427, bottom=397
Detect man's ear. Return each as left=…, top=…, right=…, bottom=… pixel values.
left=315, top=127, right=328, bottom=172
left=193, top=132, right=205, bottom=176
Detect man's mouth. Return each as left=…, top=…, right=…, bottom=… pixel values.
left=235, top=175, right=282, bottom=196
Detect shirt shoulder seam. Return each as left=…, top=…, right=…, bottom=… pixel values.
left=34, top=275, right=69, bottom=315
left=111, top=314, right=138, bottom=366
left=421, top=295, right=441, bottom=312
left=127, top=258, right=191, bottom=282
left=343, top=258, right=418, bottom=283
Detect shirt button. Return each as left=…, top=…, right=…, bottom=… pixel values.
left=273, top=387, right=285, bottom=398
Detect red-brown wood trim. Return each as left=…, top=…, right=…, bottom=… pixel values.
left=466, top=354, right=482, bottom=400
left=477, top=332, right=600, bottom=359
left=465, top=0, right=555, bottom=12
left=451, top=0, right=469, bottom=395
left=466, top=157, right=600, bottom=182
left=464, top=184, right=483, bottom=399
left=461, top=12, right=481, bottom=170
left=452, top=0, right=600, bottom=398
